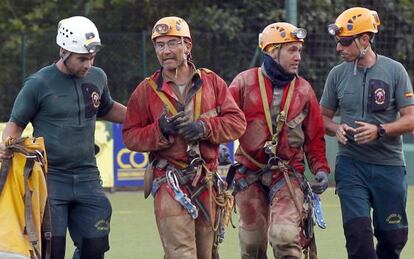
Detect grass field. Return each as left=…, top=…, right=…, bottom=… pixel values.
left=65, top=187, right=414, bottom=259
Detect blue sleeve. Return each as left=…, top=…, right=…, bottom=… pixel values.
left=9, top=77, right=41, bottom=127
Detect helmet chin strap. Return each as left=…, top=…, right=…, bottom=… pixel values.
left=60, top=50, right=76, bottom=76
left=352, top=38, right=369, bottom=75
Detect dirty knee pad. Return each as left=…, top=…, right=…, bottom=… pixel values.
left=344, top=217, right=376, bottom=259
left=80, top=236, right=109, bottom=259
left=376, top=228, right=408, bottom=259
left=268, top=224, right=301, bottom=258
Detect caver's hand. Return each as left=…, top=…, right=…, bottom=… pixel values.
left=311, top=171, right=329, bottom=194
left=176, top=116, right=206, bottom=142
left=159, top=110, right=186, bottom=137
left=336, top=123, right=356, bottom=145
left=354, top=121, right=379, bottom=144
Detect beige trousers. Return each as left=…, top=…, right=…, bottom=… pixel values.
left=154, top=183, right=217, bottom=259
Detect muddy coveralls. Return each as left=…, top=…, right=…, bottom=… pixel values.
left=229, top=67, right=330, bottom=258
left=123, top=67, right=246, bottom=259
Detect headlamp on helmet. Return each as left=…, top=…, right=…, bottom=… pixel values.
left=327, top=24, right=341, bottom=36
left=154, top=23, right=171, bottom=35
left=84, top=32, right=102, bottom=53
left=292, top=28, right=307, bottom=39
left=151, top=16, right=191, bottom=41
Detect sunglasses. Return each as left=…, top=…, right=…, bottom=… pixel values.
left=335, top=36, right=357, bottom=47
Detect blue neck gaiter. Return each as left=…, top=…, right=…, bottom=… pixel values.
left=263, top=53, right=295, bottom=88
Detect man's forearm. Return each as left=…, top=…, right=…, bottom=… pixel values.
left=2, top=122, right=24, bottom=141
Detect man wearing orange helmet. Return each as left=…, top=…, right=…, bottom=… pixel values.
left=321, top=7, right=414, bottom=259
left=229, top=22, right=330, bottom=258
left=123, top=16, right=246, bottom=259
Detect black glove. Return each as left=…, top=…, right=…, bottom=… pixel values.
left=311, top=171, right=329, bottom=194
left=159, top=111, right=186, bottom=137
left=176, top=118, right=206, bottom=142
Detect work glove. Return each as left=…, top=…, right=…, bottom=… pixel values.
left=311, top=171, right=329, bottom=194
left=176, top=118, right=206, bottom=142
left=159, top=111, right=186, bottom=137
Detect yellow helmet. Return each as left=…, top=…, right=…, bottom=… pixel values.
left=151, top=16, right=191, bottom=41
left=328, top=7, right=380, bottom=37
left=258, top=22, right=306, bottom=51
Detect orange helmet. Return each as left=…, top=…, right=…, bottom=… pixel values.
left=151, top=16, right=191, bottom=41
left=328, top=7, right=380, bottom=37
left=258, top=22, right=306, bottom=51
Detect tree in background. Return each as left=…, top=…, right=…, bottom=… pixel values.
left=0, top=0, right=413, bottom=121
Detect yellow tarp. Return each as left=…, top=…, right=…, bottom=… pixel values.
left=0, top=138, right=48, bottom=258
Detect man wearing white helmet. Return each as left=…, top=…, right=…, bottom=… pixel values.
left=123, top=16, right=246, bottom=259
left=229, top=22, right=330, bottom=258
left=0, top=16, right=126, bottom=259
left=321, top=7, right=414, bottom=259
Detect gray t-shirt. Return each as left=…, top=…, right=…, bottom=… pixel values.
left=10, top=64, right=114, bottom=172
left=320, top=55, right=414, bottom=166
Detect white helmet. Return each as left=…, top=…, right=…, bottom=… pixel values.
left=56, top=16, right=102, bottom=54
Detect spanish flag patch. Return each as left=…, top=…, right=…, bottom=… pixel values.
left=405, top=92, right=414, bottom=97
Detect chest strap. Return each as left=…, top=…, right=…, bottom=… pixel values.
left=147, top=76, right=203, bottom=162
left=258, top=68, right=295, bottom=156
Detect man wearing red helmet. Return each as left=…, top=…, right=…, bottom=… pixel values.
left=321, top=7, right=414, bottom=259
left=123, top=16, right=246, bottom=259
left=229, top=22, right=330, bottom=258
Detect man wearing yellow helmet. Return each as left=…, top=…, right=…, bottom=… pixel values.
left=229, top=22, right=330, bottom=258
left=321, top=7, right=414, bottom=259
left=123, top=16, right=246, bottom=259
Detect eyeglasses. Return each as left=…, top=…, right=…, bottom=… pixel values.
left=154, top=40, right=182, bottom=51
left=335, top=36, right=356, bottom=47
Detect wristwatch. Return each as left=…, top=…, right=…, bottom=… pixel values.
left=377, top=125, right=386, bottom=138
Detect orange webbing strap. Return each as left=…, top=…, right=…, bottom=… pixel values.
left=146, top=76, right=203, bottom=119
left=239, top=145, right=266, bottom=169
left=258, top=67, right=273, bottom=136
left=257, top=68, right=296, bottom=145
left=146, top=77, right=178, bottom=115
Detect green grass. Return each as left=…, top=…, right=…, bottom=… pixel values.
left=65, top=187, right=414, bottom=259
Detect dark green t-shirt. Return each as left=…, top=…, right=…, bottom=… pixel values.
left=320, top=55, right=414, bottom=166
left=10, top=64, right=114, bottom=172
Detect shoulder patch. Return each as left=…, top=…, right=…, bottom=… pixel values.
left=405, top=92, right=413, bottom=98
